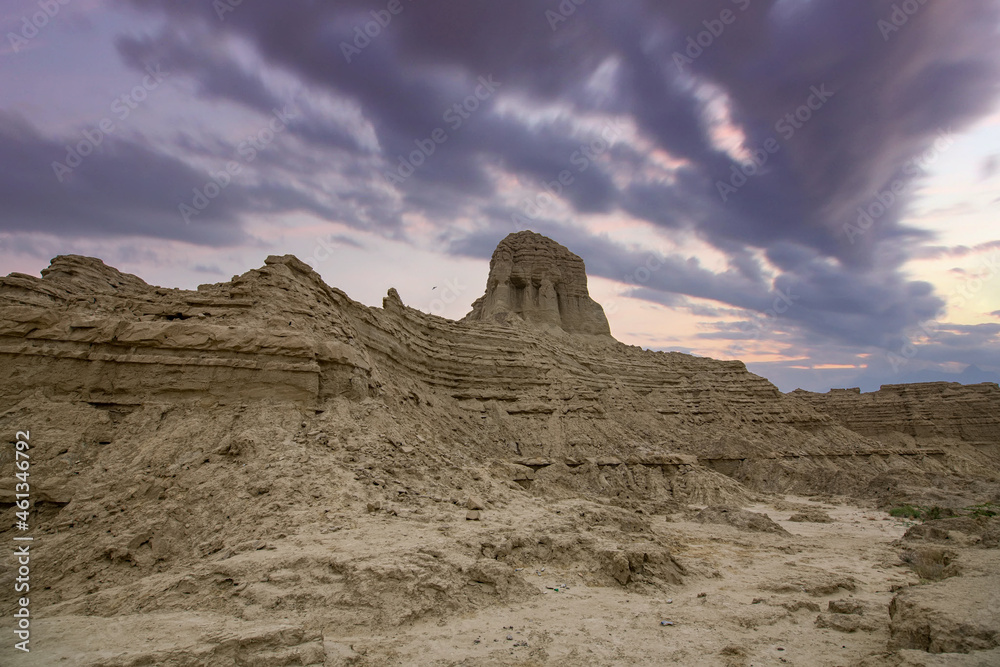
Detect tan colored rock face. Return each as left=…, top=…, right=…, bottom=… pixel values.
left=2, top=235, right=999, bottom=515
left=2, top=237, right=1000, bottom=667
left=791, top=383, right=1000, bottom=448
left=463, top=231, right=611, bottom=335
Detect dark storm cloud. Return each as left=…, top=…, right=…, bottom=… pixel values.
left=116, top=29, right=282, bottom=114
left=114, top=0, right=1000, bottom=261
left=646, top=0, right=999, bottom=268
left=0, top=111, right=348, bottom=245
left=115, top=30, right=368, bottom=154
left=0, top=112, right=242, bottom=244
left=931, top=323, right=1000, bottom=345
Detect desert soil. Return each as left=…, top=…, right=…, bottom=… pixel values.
left=6, top=494, right=993, bottom=666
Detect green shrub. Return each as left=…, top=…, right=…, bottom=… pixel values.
left=890, top=503, right=996, bottom=521
left=965, top=502, right=998, bottom=518
left=889, top=505, right=922, bottom=519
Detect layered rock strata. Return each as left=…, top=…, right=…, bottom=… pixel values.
left=463, top=231, right=611, bottom=335
left=0, top=253, right=863, bottom=466
left=0, top=237, right=997, bottom=508
left=792, top=384, right=1000, bottom=451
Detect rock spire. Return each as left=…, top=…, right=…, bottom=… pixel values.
left=463, top=231, right=611, bottom=336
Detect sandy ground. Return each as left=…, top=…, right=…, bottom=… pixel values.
left=3, top=495, right=945, bottom=667
left=340, top=499, right=913, bottom=666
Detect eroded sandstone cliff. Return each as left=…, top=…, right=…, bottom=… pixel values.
left=1, top=233, right=998, bottom=666
left=792, top=384, right=1000, bottom=454
left=1, top=239, right=996, bottom=505
left=463, top=231, right=611, bottom=335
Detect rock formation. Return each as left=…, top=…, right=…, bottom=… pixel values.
left=1, top=244, right=996, bottom=505
left=0, top=232, right=998, bottom=666
left=793, top=383, right=1000, bottom=456
left=463, top=231, right=611, bottom=335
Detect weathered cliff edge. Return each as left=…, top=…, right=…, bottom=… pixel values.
left=793, top=384, right=1000, bottom=455
left=1, top=234, right=996, bottom=509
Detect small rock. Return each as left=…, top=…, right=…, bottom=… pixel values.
left=828, top=599, right=864, bottom=615
left=789, top=510, right=834, bottom=523
left=660, top=621, right=675, bottom=626
left=466, top=510, right=481, bottom=521
left=506, top=634, right=513, bottom=641
left=400, top=446, right=414, bottom=454
left=467, top=496, right=485, bottom=510
left=175, top=576, right=198, bottom=594
left=816, top=613, right=878, bottom=633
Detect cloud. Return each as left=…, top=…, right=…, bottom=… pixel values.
left=114, top=0, right=997, bottom=298
left=912, top=239, right=1000, bottom=260
left=982, top=154, right=999, bottom=180
left=0, top=107, right=361, bottom=246
left=115, top=30, right=372, bottom=154
left=0, top=111, right=244, bottom=245
left=110, top=2, right=1000, bottom=254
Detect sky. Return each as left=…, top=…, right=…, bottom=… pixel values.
left=1, top=0, right=999, bottom=393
